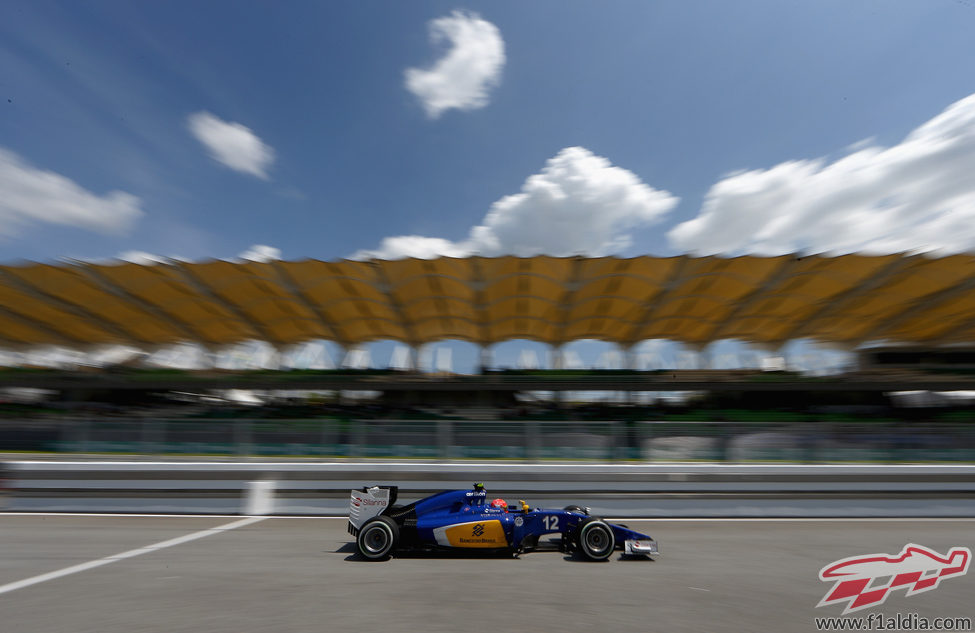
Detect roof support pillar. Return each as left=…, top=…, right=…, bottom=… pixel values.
left=416, top=342, right=430, bottom=373
left=329, top=343, right=345, bottom=371
left=624, top=342, right=640, bottom=371
left=205, top=346, right=219, bottom=369
left=390, top=343, right=416, bottom=371
left=550, top=344, right=564, bottom=370
left=621, top=342, right=638, bottom=404
left=549, top=343, right=565, bottom=406
left=699, top=343, right=714, bottom=371
left=676, top=343, right=705, bottom=370
left=267, top=345, right=282, bottom=370
left=478, top=344, right=492, bottom=373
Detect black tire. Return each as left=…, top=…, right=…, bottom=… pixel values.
left=356, top=516, right=399, bottom=561
left=576, top=519, right=615, bottom=561
left=563, top=505, right=589, bottom=515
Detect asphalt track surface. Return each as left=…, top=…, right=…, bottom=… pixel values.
left=1, top=515, right=973, bottom=633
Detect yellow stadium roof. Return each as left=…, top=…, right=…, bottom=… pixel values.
left=0, top=254, right=973, bottom=350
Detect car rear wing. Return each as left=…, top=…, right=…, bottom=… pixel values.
left=347, top=485, right=398, bottom=535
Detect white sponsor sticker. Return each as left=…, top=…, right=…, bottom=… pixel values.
left=349, top=487, right=390, bottom=529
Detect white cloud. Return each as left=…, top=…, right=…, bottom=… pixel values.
left=187, top=111, right=275, bottom=180
left=0, top=147, right=143, bottom=237
left=405, top=10, right=505, bottom=118
left=355, top=236, right=469, bottom=260
left=353, top=146, right=678, bottom=259
left=468, top=147, right=678, bottom=256
left=74, top=251, right=187, bottom=265
left=117, top=250, right=168, bottom=265
left=669, top=92, right=975, bottom=255
left=104, top=245, right=279, bottom=265
left=239, top=244, right=281, bottom=262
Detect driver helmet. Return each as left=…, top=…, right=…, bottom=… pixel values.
left=490, top=498, right=508, bottom=511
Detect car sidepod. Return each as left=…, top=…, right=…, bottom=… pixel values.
left=412, top=490, right=518, bottom=550
left=430, top=519, right=510, bottom=548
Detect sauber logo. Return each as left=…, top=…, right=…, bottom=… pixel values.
left=351, top=496, right=386, bottom=508
left=817, top=543, right=971, bottom=614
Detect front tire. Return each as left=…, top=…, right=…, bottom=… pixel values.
left=576, top=519, right=615, bottom=561
left=356, top=516, right=399, bottom=561
left=563, top=505, right=589, bottom=515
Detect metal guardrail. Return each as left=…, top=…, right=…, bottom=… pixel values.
left=5, top=461, right=975, bottom=517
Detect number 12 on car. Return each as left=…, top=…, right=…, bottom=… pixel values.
left=542, top=515, right=559, bottom=531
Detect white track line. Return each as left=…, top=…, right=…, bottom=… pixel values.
left=0, top=516, right=266, bottom=597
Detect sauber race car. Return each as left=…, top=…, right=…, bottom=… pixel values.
left=348, top=483, right=659, bottom=561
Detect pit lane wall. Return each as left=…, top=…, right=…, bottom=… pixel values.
left=3, top=461, right=975, bottom=518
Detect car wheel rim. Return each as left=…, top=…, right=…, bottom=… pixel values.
left=364, top=527, right=389, bottom=554
left=585, top=527, right=609, bottom=554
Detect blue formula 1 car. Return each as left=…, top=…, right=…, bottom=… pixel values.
left=348, top=483, right=659, bottom=562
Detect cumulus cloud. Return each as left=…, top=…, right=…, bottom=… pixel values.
left=0, top=147, right=143, bottom=236
left=239, top=244, right=281, bottom=262
left=354, top=146, right=678, bottom=259
left=187, top=111, right=275, bottom=180
left=405, top=10, right=505, bottom=118
left=468, top=147, right=678, bottom=255
left=669, top=92, right=975, bottom=255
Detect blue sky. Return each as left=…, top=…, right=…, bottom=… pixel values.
left=3, top=1, right=975, bottom=371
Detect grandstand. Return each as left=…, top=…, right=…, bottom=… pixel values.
left=1, top=253, right=975, bottom=352
left=1, top=254, right=975, bottom=462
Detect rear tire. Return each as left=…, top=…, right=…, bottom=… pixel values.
left=576, top=519, right=615, bottom=561
left=357, top=516, right=399, bottom=561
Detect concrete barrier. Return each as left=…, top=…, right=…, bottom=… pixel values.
left=4, top=460, right=975, bottom=517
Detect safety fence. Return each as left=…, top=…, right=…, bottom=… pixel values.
left=1, top=418, right=975, bottom=462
